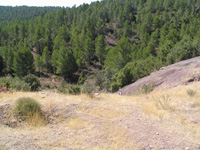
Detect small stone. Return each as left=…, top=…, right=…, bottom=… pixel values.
left=156, top=132, right=159, bottom=135
left=149, top=145, right=153, bottom=149
left=185, top=147, right=190, bottom=150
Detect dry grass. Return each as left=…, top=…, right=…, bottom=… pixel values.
left=66, top=117, right=86, bottom=130
left=26, top=111, right=46, bottom=127
left=1, top=82, right=200, bottom=149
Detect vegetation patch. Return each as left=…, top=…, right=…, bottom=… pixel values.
left=140, top=83, right=156, bottom=94
left=153, top=95, right=175, bottom=111
left=23, top=74, right=41, bottom=91
left=0, top=76, right=30, bottom=91
left=68, top=85, right=81, bottom=95
left=14, top=97, right=46, bottom=126
left=187, top=89, right=197, bottom=97
left=81, top=81, right=96, bottom=97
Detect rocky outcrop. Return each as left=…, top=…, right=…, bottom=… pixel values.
left=121, top=57, right=200, bottom=95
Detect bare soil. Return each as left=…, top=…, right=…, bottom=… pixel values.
left=1, top=83, right=200, bottom=150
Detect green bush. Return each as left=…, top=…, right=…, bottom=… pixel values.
left=187, top=89, right=196, bottom=97
left=110, top=56, right=159, bottom=92
left=166, top=36, right=200, bottom=65
left=81, top=81, right=96, bottom=97
left=111, top=82, right=122, bottom=93
left=57, top=81, right=69, bottom=94
left=95, top=72, right=105, bottom=90
left=0, top=76, right=31, bottom=91
left=140, top=83, right=156, bottom=94
left=14, top=97, right=41, bottom=120
left=23, top=74, right=40, bottom=91
left=77, top=72, right=86, bottom=85
left=68, top=85, right=81, bottom=95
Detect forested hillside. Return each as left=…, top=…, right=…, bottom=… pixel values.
left=0, top=0, right=200, bottom=92
left=0, top=6, right=64, bottom=22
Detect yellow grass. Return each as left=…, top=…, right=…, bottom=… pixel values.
left=26, top=111, right=46, bottom=127
left=1, top=81, right=200, bottom=149
left=66, top=117, right=86, bottom=130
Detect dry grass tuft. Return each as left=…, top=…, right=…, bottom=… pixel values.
left=143, top=102, right=166, bottom=120
left=187, top=89, right=197, bottom=97
left=143, top=95, right=175, bottom=120
left=26, top=111, right=46, bottom=127
left=66, top=117, right=86, bottom=130
left=153, top=95, right=175, bottom=111
left=14, top=97, right=46, bottom=127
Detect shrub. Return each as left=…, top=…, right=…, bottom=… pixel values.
left=68, top=85, right=81, bottom=95
left=0, top=76, right=30, bottom=91
left=110, top=56, right=160, bottom=92
left=140, top=83, right=156, bottom=94
left=77, top=72, right=86, bottom=85
left=57, top=81, right=69, bottom=94
left=81, top=81, right=96, bottom=97
left=111, top=82, right=122, bottom=93
left=23, top=74, right=41, bottom=91
left=95, top=72, right=105, bottom=90
left=14, top=97, right=42, bottom=121
left=187, top=89, right=196, bottom=97
left=153, top=95, right=175, bottom=111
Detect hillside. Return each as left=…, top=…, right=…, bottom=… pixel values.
left=0, top=6, right=64, bottom=22
left=1, top=1, right=200, bottom=149
left=121, top=56, right=200, bottom=95
left=1, top=81, right=200, bottom=149
left=1, top=0, right=200, bottom=93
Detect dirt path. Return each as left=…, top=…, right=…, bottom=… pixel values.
left=1, top=86, right=200, bottom=149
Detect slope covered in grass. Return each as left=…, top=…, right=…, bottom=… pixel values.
left=0, top=81, right=200, bottom=149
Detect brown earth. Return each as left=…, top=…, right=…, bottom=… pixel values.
left=0, top=87, right=11, bottom=93
left=121, top=57, right=200, bottom=95
left=1, top=82, right=200, bottom=150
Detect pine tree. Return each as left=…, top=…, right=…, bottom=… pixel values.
left=13, top=47, right=35, bottom=77
left=35, top=54, right=43, bottom=74
left=104, top=36, right=133, bottom=70
left=0, top=53, right=4, bottom=75
left=6, top=47, right=14, bottom=73
left=56, top=47, right=78, bottom=79
left=51, top=49, right=59, bottom=74
left=95, top=34, right=105, bottom=64
left=42, top=46, right=51, bottom=72
left=84, top=32, right=95, bottom=64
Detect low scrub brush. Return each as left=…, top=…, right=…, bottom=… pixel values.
left=14, top=97, right=46, bottom=126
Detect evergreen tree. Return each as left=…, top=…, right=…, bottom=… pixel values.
left=13, top=47, right=34, bottom=77
left=95, top=34, right=105, bottom=64
left=84, top=32, right=95, bottom=64
left=104, top=36, right=133, bottom=70
left=42, top=46, right=51, bottom=72
left=35, top=54, right=43, bottom=74
left=0, top=53, right=4, bottom=75
left=56, top=47, right=78, bottom=79
left=6, top=47, right=14, bottom=73
left=51, top=49, right=59, bottom=74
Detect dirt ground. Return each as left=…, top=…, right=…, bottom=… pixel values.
left=1, top=81, right=200, bottom=150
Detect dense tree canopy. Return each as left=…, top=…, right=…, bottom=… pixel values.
left=0, top=6, right=64, bottom=22
left=1, top=0, right=200, bottom=91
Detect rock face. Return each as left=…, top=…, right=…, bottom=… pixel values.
left=121, top=57, right=200, bottom=95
